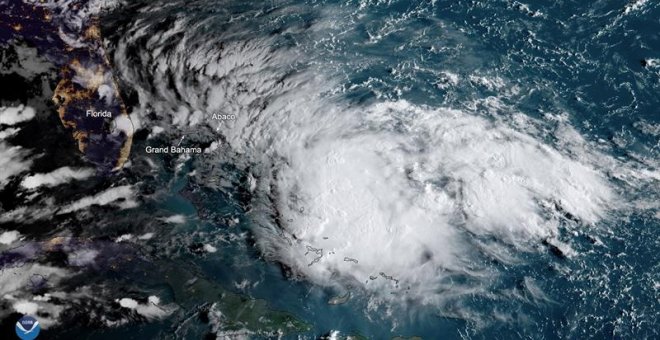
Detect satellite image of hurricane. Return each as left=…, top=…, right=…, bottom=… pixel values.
left=0, top=0, right=659, bottom=339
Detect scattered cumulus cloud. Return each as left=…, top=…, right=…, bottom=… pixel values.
left=13, top=300, right=39, bottom=315
left=0, top=127, right=20, bottom=140
left=160, top=215, right=185, bottom=224
left=21, top=167, right=94, bottom=189
left=116, top=296, right=176, bottom=319
left=67, top=249, right=99, bottom=266
left=0, top=230, right=21, bottom=245
left=203, top=244, right=217, bottom=253
left=137, top=233, right=154, bottom=240
left=0, top=105, right=36, bottom=126
left=0, top=142, right=32, bottom=187
left=115, top=234, right=134, bottom=243
left=60, top=185, right=137, bottom=213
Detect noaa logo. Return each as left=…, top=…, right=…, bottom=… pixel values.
left=15, top=315, right=40, bottom=340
